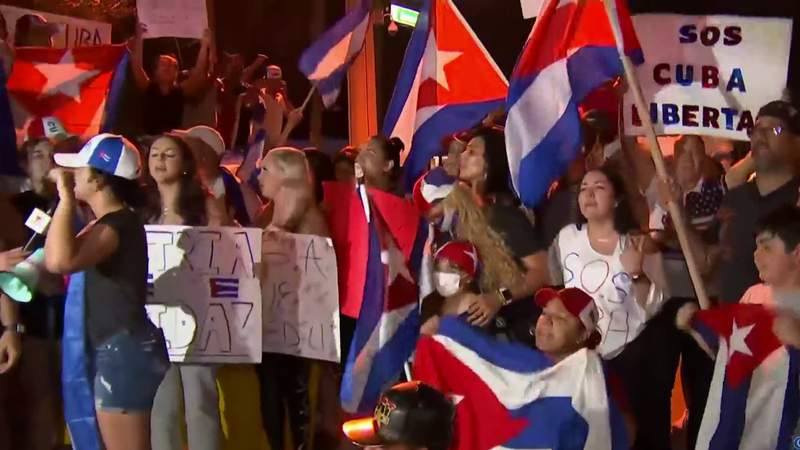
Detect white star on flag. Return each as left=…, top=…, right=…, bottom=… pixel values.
left=728, top=320, right=755, bottom=359
left=449, top=394, right=465, bottom=406
left=35, top=50, right=100, bottom=102
left=381, top=241, right=413, bottom=284
left=421, top=31, right=463, bottom=91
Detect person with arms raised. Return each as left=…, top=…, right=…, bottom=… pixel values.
left=131, top=23, right=213, bottom=136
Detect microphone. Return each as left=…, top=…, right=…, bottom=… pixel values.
left=22, top=203, right=57, bottom=251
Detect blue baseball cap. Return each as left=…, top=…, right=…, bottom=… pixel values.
left=54, top=133, right=141, bottom=180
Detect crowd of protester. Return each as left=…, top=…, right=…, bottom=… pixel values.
left=0, top=12, right=798, bottom=450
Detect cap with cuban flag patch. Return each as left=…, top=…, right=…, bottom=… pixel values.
left=54, top=133, right=141, bottom=180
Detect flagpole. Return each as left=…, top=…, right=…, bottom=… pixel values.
left=601, top=0, right=710, bottom=309
left=301, top=85, right=317, bottom=111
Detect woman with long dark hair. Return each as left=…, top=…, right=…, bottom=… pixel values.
left=143, top=134, right=223, bottom=450
left=45, top=134, right=167, bottom=450
left=550, top=166, right=676, bottom=450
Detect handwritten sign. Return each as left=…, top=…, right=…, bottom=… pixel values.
left=137, top=0, right=208, bottom=39
left=624, top=15, right=793, bottom=140
left=144, top=226, right=263, bottom=364
left=262, top=232, right=340, bottom=363
left=0, top=6, right=111, bottom=48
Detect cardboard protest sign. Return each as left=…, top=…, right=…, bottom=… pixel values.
left=137, top=0, right=209, bottom=39
left=0, top=5, right=111, bottom=49
left=261, top=231, right=341, bottom=363
left=623, top=15, right=792, bottom=140
left=144, top=226, right=263, bottom=364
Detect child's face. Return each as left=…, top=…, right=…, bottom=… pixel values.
left=754, top=231, right=800, bottom=288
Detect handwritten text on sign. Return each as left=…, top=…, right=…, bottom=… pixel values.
left=623, top=15, right=792, bottom=140
left=262, top=232, right=340, bottom=363
left=144, top=226, right=263, bottom=364
left=0, top=5, right=111, bottom=48
left=137, top=0, right=209, bottom=39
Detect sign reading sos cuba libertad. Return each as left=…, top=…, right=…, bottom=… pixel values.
left=624, top=15, right=793, bottom=140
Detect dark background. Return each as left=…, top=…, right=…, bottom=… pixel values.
left=4, top=0, right=799, bottom=142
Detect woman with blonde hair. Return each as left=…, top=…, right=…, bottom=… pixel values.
left=256, top=146, right=329, bottom=450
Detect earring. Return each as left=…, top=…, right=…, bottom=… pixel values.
left=528, top=326, right=536, bottom=337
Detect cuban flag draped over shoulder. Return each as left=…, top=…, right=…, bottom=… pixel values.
left=299, top=0, right=371, bottom=107
left=383, top=0, right=508, bottom=192
left=414, top=317, right=628, bottom=450
left=505, top=0, right=643, bottom=207
left=690, top=303, right=800, bottom=450
left=337, top=184, right=427, bottom=414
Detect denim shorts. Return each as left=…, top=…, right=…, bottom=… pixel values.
left=92, top=327, right=169, bottom=413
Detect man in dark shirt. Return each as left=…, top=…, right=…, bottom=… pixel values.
left=131, top=23, right=212, bottom=136
left=698, top=100, right=800, bottom=303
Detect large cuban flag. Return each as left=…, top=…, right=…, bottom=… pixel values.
left=414, top=317, right=629, bottom=450
left=299, top=0, right=371, bottom=107
left=505, top=0, right=643, bottom=207
left=691, top=303, right=800, bottom=450
left=337, top=184, right=427, bottom=414
left=383, top=0, right=508, bottom=192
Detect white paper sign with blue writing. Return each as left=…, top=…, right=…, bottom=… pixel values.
left=623, top=15, right=792, bottom=140
left=144, top=226, right=262, bottom=364
left=261, top=231, right=340, bottom=363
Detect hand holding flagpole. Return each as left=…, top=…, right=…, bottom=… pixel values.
left=601, top=0, right=710, bottom=309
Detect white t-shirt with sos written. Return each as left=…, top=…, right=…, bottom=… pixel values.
left=553, top=224, right=664, bottom=359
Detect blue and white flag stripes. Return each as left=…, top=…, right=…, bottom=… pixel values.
left=299, top=0, right=372, bottom=108
left=505, top=0, right=643, bottom=207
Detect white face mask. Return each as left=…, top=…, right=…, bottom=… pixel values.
left=434, top=271, right=462, bottom=297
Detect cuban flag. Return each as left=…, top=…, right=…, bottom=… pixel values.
left=383, top=0, right=508, bottom=192
left=690, top=303, right=800, bottom=450
left=299, top=0, right=371, bottom=107
left=338, top=184, right=425, bottom=414
left=209, top=277, right=239, bottom=299
left=505, top=0, right=643, bottom=207
left=146, top=273, right=155, bottom=298
left=414, top=317, right=629, bottom=450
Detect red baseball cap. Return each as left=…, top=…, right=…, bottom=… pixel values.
left=25, top=116, right=72, bottom=142
left=434, top=241, right=479, bottom=278
left=535, top=287, right=598, bottom=332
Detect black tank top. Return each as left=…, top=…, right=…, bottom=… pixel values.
left=85, top=208, right=150, bottom=345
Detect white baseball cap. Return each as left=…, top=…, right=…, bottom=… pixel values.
left=176, top=125, right=226, bottom=157
left=54, top=133, right=141, bottom=180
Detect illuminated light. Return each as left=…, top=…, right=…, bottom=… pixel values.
left=342, top=417, right=381, bottom=445
left=391, top=4, right=420, bottom=28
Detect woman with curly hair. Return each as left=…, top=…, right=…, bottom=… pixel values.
left=454, top=126, right=550, bottom=329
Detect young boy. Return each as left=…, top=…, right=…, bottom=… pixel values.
left=675, top=206, right=800, bottom=450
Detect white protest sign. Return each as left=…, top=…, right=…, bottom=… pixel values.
left=137, top=0, right=208, bottom=39
left=0, top=5, right=111, bottom=49
left=144, top=226, right=263, bottom=364
left=623, top=15, right=793, bottom=140
left=262, top=232, right=340, bottom=363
